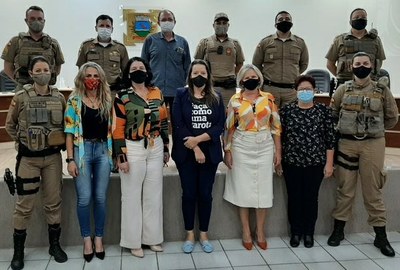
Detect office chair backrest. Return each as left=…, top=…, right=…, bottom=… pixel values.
left=305, top=69, right=331, bottom=93
left=0, top=70, right=16, bottom=92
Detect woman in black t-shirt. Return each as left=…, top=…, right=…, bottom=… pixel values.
left=172, top=59, right=225, bottom=254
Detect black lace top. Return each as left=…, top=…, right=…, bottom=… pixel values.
left=280, top=102, right=335, bottom=167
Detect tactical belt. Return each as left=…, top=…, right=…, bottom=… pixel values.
left=264, top=79, right=294, bottom=89
left=19, top=144, right=60, bottom=157
left=340, top=134, right=376, bottom=141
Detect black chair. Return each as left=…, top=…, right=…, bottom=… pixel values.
left=305, top=69, right=331, bottom=93
left=0, top=70, right=16, bottom=92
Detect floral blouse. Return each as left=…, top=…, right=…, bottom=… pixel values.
left=64, top=94, right=113, bottom=169
left=224, top=90, right=281, bottom=151
left=280, top=102, right=335, bottom=167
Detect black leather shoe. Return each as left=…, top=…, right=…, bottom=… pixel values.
left=327, top=219, right=345, bottom=246
left=304, top=235, right=314, bottom=248
left=374, top=239, right=395, bottom=257
left=373, top=226, right=395, bottom=257
left=290, top=235, right=301, bottom=247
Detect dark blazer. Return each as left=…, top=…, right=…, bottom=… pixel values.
left=171, top=87, right=225, bottom=165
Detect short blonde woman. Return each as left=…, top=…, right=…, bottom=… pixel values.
left=65, top=62, right=113, bottom=262
left=223, top=64, right=281, bottom=250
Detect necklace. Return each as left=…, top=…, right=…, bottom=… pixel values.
left=86, top=94, right=98, bottom=108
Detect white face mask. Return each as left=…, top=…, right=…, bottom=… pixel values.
left=97, top=27, right=112, bottom=41
left=160, top=21, right=175, bottom=32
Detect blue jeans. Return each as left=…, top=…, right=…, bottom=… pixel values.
left=74, top=141, right=111, bottom=237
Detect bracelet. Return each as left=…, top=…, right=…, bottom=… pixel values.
left=65, top=158, right=74, bottom=163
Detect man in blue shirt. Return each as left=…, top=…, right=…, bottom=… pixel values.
left=141, top=9, right=191, bottom=118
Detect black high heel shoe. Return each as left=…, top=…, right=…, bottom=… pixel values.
left=84, top=251, right=94, bottom=262
left=83, top=237, right=94, bottom=262
left=94, top=237, right=105, bottom=260
left=95, top=249, right=105, bottom=260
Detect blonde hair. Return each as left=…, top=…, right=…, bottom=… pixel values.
left=72, top=62, right=112, bottom=119
left=236, top=64, right=264, bottom=90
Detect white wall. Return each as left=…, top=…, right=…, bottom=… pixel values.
left=2, top=0, right=400, bottom=94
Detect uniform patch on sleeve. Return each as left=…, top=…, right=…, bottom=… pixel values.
left=2, top=42, right=11, bottom=55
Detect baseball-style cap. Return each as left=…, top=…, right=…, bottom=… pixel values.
left=214, top=12, right=229, bottom=21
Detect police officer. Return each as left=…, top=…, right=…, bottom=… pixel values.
left=328, top=52, right=398, bottom=257
left=326, top=8, right=386, bottom=91
left=5, top=56, right=68, bottom=270
left=76, top=14, right=129, bottom=93
left=252, top=10, right=309, bottom=108
left=194, top=12, right=245, bottom=107
left=1, top=6, right=64, bottom=92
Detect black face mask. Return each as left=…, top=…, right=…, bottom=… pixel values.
left=276, top=21, right=293, bottom=33
left=130, top=70, right=147, bottom=84
left=351, top=19, right=367, bottom=30
left=352, top=66, right=372, bottom=79
left=243, top=79, right=260, bottom=90
left=191, top=75, right=207, bottom=88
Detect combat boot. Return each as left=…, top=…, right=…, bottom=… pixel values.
left=327, top=219, right=345, bottom=246
left=373, top=226, right=395, bottom=257
left=48, top=224, right=68, bottom=263
left=11, top=229, right=26, bottom=270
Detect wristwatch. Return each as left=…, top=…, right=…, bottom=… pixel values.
left=66, top=158, right=74, bottom=163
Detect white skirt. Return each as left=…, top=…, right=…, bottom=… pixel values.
left=223, top=130, right=274, bottom=208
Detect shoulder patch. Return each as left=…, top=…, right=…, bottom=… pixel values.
left=82, top=38, right=96, bottom=44
left=292, top=34, right=304, bottom=41
left=112, top=39, right=124, bottom=46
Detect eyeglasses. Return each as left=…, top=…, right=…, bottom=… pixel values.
left=217, top=46, right=223, bottom=55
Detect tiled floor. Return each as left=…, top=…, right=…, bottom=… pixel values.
left=1, top=232, right=399, bottom=270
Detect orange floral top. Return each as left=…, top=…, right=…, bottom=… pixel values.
left=224, top=90, right=281, bottom=151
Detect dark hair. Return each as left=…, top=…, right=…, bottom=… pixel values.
left=26, top=6, right=44, bottom=17
left=158, top=9, right=176, bottom=22
left=96, top=14, right=113, bottom=25
left=29, top=56, right=50, bottom=71
left=187, top=59, right=219, bottom=107
left=350, top=8, right=366, bottom=20
left=352, top=51, right=372, bottom=63
left=122, top=57, right=153, bottom=88
left=294, top=75, right=316, bottom=90
left=275, top=10, right=290, bottom=22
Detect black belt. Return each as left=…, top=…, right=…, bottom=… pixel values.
left=264, top=79, right=294, bottom=89
left=19, top=144, right=61, bottom=157
left=84, top=138, right=106, bottom=143
left=213, top=77, right=236, bottom=88
left=340, top=134, right=376, bottom=141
